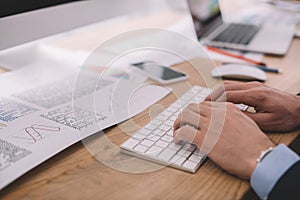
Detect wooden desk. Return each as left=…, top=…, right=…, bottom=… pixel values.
left=1, top=3, right=300, bottom=200
left=1, top=42, right=299, bottom=200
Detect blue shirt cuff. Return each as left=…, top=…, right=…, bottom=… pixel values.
left=250, top=144, right=300, bottom=200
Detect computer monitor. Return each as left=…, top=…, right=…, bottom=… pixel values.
left=0, top=0, right=80, bottom=18
left=0, top=0, right=149, bottom=51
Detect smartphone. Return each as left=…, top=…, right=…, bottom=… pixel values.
left=131, top=61, right=187, bottom=84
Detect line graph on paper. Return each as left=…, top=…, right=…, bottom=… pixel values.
left=13, top=124, right=61, bottom=144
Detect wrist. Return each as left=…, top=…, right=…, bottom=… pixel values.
left=250, top=144, right=300, bottom=200
left=248, top=141, right=276, bottom=179
left=256, top=147, right=274, bottom=164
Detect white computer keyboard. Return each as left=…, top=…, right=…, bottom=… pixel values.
left=120, top=85, right=248, bottom=173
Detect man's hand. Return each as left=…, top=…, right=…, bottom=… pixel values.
left=173, top=101, right=275, bottom=180
left=206, top=81, right=300, bottom=132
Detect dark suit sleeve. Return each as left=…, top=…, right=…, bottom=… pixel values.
left=268, top=160, right=300, bottom=200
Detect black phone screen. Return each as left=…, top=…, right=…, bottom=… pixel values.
left=132, top=62, right=186, bottom=80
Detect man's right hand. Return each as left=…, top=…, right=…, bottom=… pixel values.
left=206, top=81, right=300, bottom=132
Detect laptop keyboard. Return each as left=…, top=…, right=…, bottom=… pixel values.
left=212, top=23, right=260, bottom=45
left=120, top=85, right=249, bottom=173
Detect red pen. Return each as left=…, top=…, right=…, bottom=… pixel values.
left=206, top=46, right=267, bottom=67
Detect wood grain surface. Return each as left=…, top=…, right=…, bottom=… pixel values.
left=0, top=2, right=299, bottom=199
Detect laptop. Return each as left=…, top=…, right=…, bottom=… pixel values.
left=187, top=0, right=295, bottom=55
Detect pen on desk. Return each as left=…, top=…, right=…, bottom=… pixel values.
left=206, top=46, right=267, bottom=67
left=256, top=65, right=282, bottom=74
left=222, top=62, right=282, bottom=74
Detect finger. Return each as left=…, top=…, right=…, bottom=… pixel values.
left=223, top=81, right=263, bottom=92
left=190, top=101, right=224, bottom=113
left=173, top=114, right=181, bottom=131
left=173, top=108, right=204, bottom=130
left=185, top=102, right=212, bottom=117
left=205, top=84, right=225, bottom=101
left=173, top=109, right=207, bottom=131
left=205, top=81, right=246, bottom=101
left=173, top=125, right=202, bottom=144
left=202, top=101, right=227, bottom=108
left=206, top=81, right=263, bottom=101
left=216, top=90, right=261, bottom=108
left=174, top=103, right=210, bottom=130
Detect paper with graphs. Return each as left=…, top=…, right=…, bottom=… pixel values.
left=0, top=61, right=171, bottom=189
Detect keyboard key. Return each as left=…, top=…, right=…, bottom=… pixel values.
left=140, top=139, right=154, bottom=147
left=147, top=134, right=160, bottom=142
left=170, top=155, right=186, bottom=166
left=146, top=145, right=163, bottom=157
left=155, top=140, right=169, bottom=148
left=159, top=125, right=171, bottom=132
left=202, top=89, right=211, bottom=96
left=235, top=103, right=248, bottom=111
left=161, top=135, right=173, bottom=143
left=180, top=93, right=192, bottom=100
left=189, top=154, right=204, bottom=163
left=183, top=160, right=198, bottom=170
left=166, top=130, right=173, bottom=136
left=177, top=149, right=192, bottom=158
left=132, top=133, right=146, bottom=141
left=153, top=129, right=165, bottom=137
left=182, top=92, right=194, bottom=99
left=170, top=101, right=181, bottom=109
left=193, top=86, right=203, bottom=92
left=195, top=96, right=205, bottom=102
left=134, top=145, right=148, bottom=153
left=162, top=110, right=173, bottom=117
left=165, top=120, right=174, bottom=127
left=182, top=143, right=196, bottom=152
left=150, top=119, right=163, bottom=126
left=166, top=106, right=177, bottom=113
left=169, top=115, right=177, bottom=121
left=138, top=129, right=152, bottom=136
left=144, top=124, right=157, bottom=131
left=168, top=142, right=182, bottom=151
left=158, top=148, right=177, bottom=162
left=196, top=93, right=207, bottom=98
left=193, top=149, right=206, bottom=157
left=179, top=97, right=191, bottom=104
left=121, top=138, right=139, bottom=149
left=188, top=100, right=198, bottom=105
left=155, top=114, right=168, bottom=121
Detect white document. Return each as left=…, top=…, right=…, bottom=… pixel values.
left=0, top=62, right=171, bottom=189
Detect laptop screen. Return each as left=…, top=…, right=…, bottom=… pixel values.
left=187, top=0, right=222, bottom=38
